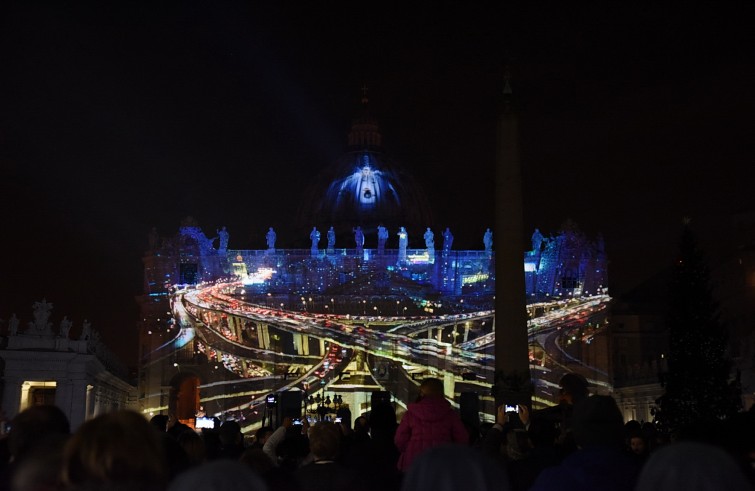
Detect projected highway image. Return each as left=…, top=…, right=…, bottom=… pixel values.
left=139, top=224, right=610, bottom=432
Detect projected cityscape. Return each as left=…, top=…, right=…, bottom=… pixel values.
left=137, top=106, right=610, bottom=432
left=138, top=219, right=610, bottom=431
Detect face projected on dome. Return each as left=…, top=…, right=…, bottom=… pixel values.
left=358, top=165, right=378, bottom=206
left=329, top=152, right=402, bottom=216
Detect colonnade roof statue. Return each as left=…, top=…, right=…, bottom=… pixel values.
left=297, top=88, right=433, bottom=239
left=3, top=300, right=128, bottom=377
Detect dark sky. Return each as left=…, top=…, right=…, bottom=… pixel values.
left=2, top=2, right=754, bottom=367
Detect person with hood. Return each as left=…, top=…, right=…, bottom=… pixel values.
left=394, top=377, right=468, bottom=472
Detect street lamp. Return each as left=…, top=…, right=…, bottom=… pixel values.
left=396, top=300, right=400, bottom=315
left=330, top=298, right=335, bottom=314
left=362, top=299, right=366, bottom=315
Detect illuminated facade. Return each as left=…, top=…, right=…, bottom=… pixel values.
left=137, top=101, right=609, bottom=430
left=137, top=218, right=610, bottom=429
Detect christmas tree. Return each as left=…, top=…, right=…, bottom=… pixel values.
left=655, top=222, right=740, bottom=432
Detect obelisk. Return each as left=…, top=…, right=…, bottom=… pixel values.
left=493, top=70, right=531, bottom=406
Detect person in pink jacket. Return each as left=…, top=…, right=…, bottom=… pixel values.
left=394, top=378, right=469, bottom=472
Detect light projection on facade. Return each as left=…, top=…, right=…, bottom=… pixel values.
left=138, top=220, right=610, bottom=431
left=137, top=98, right=608, bottom=430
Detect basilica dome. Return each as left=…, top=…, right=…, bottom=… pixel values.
left=297, top=102, right=433, bottom=243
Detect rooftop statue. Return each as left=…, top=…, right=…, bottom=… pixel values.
left=354, top=226, right=365, bottom=254
left=31, top=298, right=53, bottom=335
left=217, top=226, right=229, bottom=252
left=266, top=227, right=277, bottom=252
left=424, top=227, right=435, bottom=250
left=483, top=228, right=493, bottom=252
left=310, top=227, right=321, bottom=254
left=377, top=225, right=388, bottom=254
left=398, top=226, right=408, bottom=263
left=327, top=226, right=336, bottom=252
left=59, top=316, right=72, bottom=338
left=80, top=319, right=92, bottom=341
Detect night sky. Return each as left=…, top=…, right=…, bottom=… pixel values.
left=2, top=3, right=754, bottom=367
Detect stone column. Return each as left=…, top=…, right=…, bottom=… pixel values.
left=85, top=384, right=95, bottom=420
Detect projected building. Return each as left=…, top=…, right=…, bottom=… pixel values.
left=137, top=106, right=610, bottom=431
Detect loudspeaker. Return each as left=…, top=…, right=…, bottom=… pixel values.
left=371, top=390, right=391, bottom=407
left=459, top=391, right=480, bottom=429
left=278, top=390, right=303, bottom=419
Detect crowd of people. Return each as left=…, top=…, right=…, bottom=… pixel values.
left=0, top=375, right=753, bottom=491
